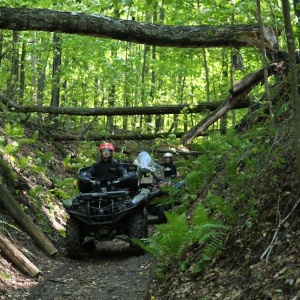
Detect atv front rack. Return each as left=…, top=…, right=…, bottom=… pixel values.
left=78, top=191, right=128, bottom=200
left=65, top=189, right=150, bottom=225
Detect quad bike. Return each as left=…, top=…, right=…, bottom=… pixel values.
left=133, top=151, right=172, bottom=223
left=63, top=163, right=150, bottom=260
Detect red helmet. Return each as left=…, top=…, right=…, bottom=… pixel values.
left=98, top=142, right=115, bottom=157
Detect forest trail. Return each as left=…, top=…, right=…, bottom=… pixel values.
left=2, top=236, right=156, bottom=300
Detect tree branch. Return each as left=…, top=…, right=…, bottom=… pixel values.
left=0, top=7, right=276, bottom=49
left=180, top=60, right=288, bottom=146
left=0, top=94, right=250, bottom=116
left=48, top=131, right=205, bottom=142
left=260, top=195, right=300, bottom=262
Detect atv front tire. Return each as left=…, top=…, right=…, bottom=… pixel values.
left=82, top=238, right=97, bottom=252
left=65, top=218, right=86, bottom=260
left=147, top=204, right=170, bottom=223
left=155, top=204, right=169, bottom=223
left=127, top=211, right=148, bottom=256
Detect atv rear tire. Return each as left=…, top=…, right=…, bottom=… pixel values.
left=65, top=218, right=86, bottom=260
left=127, top=211, right=148, bottom=256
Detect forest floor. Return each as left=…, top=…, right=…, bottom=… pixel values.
left=0, top=225, right=156, bottom=300
left=1, top=124, right=300, bottom=300
left=0, top=136, right=158, bottom=300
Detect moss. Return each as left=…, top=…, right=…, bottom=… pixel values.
left=0, top=156, right=18, bottom=187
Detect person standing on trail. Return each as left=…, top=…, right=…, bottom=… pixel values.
left=160, top=152, right=180, bottom=178
left=83, top=142, right=126, bottom=186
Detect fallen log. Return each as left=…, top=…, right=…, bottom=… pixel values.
left=0, top=8, right=277, bottom=49
left=48, top=130, right=213, bottom=142
left=154, top=149, right=201, bottom=156
left=0, top=185, right=58, bottom=257
left=50, top=131, right=187, bottom=141
left=0, top=95, right=250, bottom=116
left=181, top=60, right=288, bottom=145
left=0, top=232, right=41, bottom=277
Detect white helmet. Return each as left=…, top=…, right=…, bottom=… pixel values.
left=164, top=152, right=173, bottom=158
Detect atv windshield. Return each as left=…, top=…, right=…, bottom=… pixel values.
left=133, top=151, right=161, bottom=173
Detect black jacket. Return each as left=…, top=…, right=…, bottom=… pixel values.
left=160, top=162, right=177, bottom=178
left=84, top=158, right=125, bottom=185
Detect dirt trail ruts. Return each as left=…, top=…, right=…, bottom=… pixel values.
left=28, top=239, right=155, bottom=300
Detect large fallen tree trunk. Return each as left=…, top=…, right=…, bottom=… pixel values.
left=154, top=149, right=201, bottom=156
left=0, top=185, right=58, bottom=257
left=0, top=7, right=278, bottom=49
left=0, top=95, right=250, bottom=116
left=49, top=129, right=219, bottom=142
left=50, top=131, right=203, bottom=141
left=0, top=7, right=280, bottom=148
left=0, top=232, right=41, bottom=277
left=181, top=60, right=288, bottom=145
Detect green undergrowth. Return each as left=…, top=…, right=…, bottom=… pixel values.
left=138, top=120, right=291, bottom=278
left=0, top=108, right=293, bottom=278
left=0, top=120, right=78, bottom=235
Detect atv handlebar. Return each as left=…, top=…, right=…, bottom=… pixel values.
left=80, top=173, right=136, bottom=191
left=111, top=174, right=130, bottom=185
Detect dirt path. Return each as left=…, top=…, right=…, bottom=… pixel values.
left=1, top=227, right=156, bottom=300
left=30, top=240, right=155, bottom=300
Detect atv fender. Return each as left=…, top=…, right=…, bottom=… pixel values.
left=63, top=196, right=76, bottom=209
left=132, top=188, right=150, bottom=205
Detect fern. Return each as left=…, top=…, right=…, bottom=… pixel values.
left=154, top=212, right=190, bottom=258
left=191, top=230, right=227, bottom=273
left=4, top=123, right=24, bottom=138
left=133, top=237, right=165, bottom=260
left=201, top=232, right=225, bottom=257
left=134, top=212, right=190, bottom=263
left=192, top=202, right=210, bottom=225
left=0, top=219, right=20, bottom=236
left=192, top=223, right=228, bottom=242
left=134, top=203, right=229, bottom=275
left=185, top=155, right=215, bottom=192
left=206, top=191, right=236, bottom=222
left=4, top=142, right=20, bottom=155
left=0, top=271, right=10, bottom=279
left=150, top=194, right=174, bottom=206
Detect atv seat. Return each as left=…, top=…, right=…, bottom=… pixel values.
left=77, top=166, right=93, bottom=193
left=119, top=163, right=141, bottom=192
left=77, top=164, right=141, bottom=193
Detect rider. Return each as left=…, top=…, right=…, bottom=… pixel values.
left=160, top=152, right=180, bottom=178
left=83, top=142, right=126, bottom=186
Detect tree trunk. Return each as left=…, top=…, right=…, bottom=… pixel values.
left=256, top=0, right=274, bottom=127
left=0, top=232, right=41, bottom=277
left=0, top=95, right=250, bottom=116
left=154, top=149, right=201, bottom=156
left=203, top=49, right=210, bottom=102
left=0, top=185, right=58, bottom=257
left=107, top=84, right=115, bottom=133
left=0, top=7, right=278, bottom=50
left=293, top=0, right=300, bottom=48
left=181, top=60, right=288, bottom=145
left=140, top=10, right=151, bottom=131
left=7, top=31, right=19, bottom=99
left=19, top=41, right=26, bottom=99
left=50, top=33, right=61, bottom=111
left=37, top=36, right=50, bottom=106
left=0, top=32, right=3, bottom=65
left=283, top=0, right=300, bottom=176
left=50, top=131, right=203, bottom=141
